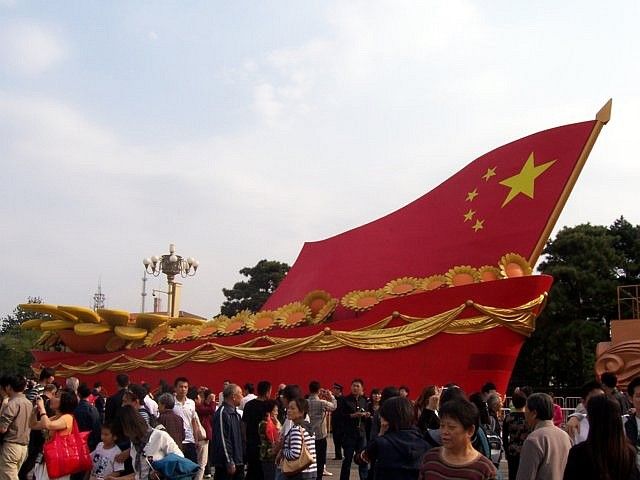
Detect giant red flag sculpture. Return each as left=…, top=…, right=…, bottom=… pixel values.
left=24, top=101, right=611, bottom=394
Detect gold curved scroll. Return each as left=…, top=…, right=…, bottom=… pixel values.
left=49, top=294, right=546, bottom=377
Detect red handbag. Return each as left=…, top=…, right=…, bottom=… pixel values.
left=43, top=417, right=92, bottom=478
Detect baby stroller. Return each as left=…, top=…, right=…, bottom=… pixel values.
left=145, top=453, right=200, bottom=480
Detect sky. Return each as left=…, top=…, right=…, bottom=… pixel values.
left=1, top=1, right=639, bottom=319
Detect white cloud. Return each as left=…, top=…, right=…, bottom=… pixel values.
left=0, top=20, right=66, bottom=75
left=148, top=31, right=158, bottom=41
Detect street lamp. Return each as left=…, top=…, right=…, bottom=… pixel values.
left=143, top=244, right=199, bottom=317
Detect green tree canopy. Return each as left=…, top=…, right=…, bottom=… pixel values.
left=0, top=297, right=45, bottom=376
left=220, top=260, right=290, bottom=316
left=509, top=216, right=640, bottom=392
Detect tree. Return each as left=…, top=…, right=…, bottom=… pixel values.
left=509, top=218, right=640, bottom=392
left=220, top=260, right=290, bottom=316
left=0, top=297, right=45, bottom=376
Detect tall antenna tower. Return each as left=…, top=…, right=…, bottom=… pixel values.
left=92, top=280, right=106, bottom=311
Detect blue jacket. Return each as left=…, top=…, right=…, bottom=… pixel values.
left=212, top=403, right=244, bottom=467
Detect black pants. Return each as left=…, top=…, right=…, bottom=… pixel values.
left=340, top=435, right=367, bottom=480
left=245, top=445, right=263, bottom=480
left=507, top=454, right=520, bottom=480
left=315, top=437, right=327, bottom=480
left=332, top=431, right=343, bottom=459
left=183, top=442, right=199, bottom=464
left=215, top=464, right=246, bottom=480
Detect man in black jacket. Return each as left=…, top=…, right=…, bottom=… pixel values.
left=212, top=383, right=245, bottom=480
left=339, top=379, right=369, bottom=480
left=104, top=373, right=129, bottom=422
left=72, top=384, right=102, bottom=480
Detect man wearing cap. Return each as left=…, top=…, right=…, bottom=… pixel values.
left=330, top=383, right=344, bottom=460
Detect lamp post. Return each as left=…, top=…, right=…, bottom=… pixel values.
left=143, top=244, right=199, bottom=317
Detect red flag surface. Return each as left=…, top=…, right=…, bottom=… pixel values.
left=264, top=120, right=598, bottom=310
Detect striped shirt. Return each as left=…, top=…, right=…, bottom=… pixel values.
left=282, top=424, right=317, bottom=474
left=419, top=447, right=496, bottom=480
left=25, top=383, right=44, bottom=403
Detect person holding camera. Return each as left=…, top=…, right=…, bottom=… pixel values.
left=308, top=381, right=337, bottom=480
left=338, top=379, right=369, bottom=480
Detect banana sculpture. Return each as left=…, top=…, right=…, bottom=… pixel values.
left=19, top=304, right=207, bottom=354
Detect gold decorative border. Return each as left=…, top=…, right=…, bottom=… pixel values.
left=49, top=294, right=546, bottom=377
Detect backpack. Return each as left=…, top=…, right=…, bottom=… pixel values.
left=480, top=423, right=503, bottom=466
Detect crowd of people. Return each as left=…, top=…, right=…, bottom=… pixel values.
left=0, top=368, right=638, bottom=480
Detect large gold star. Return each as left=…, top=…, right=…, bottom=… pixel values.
left=466, top=188, right=478, bottom=202
left=472, top=219, right=484, bottom=232
left=482, top=167, right=496, bottom=181
left=463, top=209, right=475, bottom=222
left=499, top=153, right=556, bottom=207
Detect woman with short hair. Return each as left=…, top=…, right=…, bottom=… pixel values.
left=277, top=397, right=316, bottom=480
left=419, top=398, right=496, bottom=480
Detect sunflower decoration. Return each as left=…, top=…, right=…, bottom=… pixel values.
left=499, top=253, right=532, bottom=278
left=216, top=312, right=249, bottom=336
left=302, top=290, right=333, bottom=316
left=309, top=298, right=338, bottom=325
left=383, top=277, right=421, bottom=296
left=445, top=266, right=480, bottom=287
left=276, top=302, right=312, bottom=329
left=195, top=321, right=221, bottom=339
left=105, top=335, right=128, bottom=352
left=341, top=290, right=382, bottom=312
left=478, top=265, right=503, bottom=282
left=144, top=325, right=173, bottom=347
left=167, top=317, right=205, bottom=327
left=167, top=324, right=198, bottom=342
left=246, top=311, right=278, bottom=333
left=419, top=275, right=448, bottom=291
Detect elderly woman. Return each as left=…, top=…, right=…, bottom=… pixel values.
left=362, top=396, right=429, bottom=480
left=30, top=389, right=79, bottom=480
left=277, top=397, right=316, bottom=480
left=419, top=398, right=496, bottom=480
left=108, top=405, right=183, bottom=480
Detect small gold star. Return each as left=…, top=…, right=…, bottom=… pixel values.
left=472, top=219, right=484, bottom=232
left=466, top=189, right=479, bottom=202
left=482, top=167, right=497, bottom=181
left=463, top=209, right=475, bottom=222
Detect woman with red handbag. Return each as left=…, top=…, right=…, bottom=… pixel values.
left=30, top=389, right=89, bottom=480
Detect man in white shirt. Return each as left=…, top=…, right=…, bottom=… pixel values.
left=565, top=380, right=605, bottom=444
left=173, top=376, right=199, bottom=465
left=142, top=383, right=159, bottom=418
left=240, top=383, right=257, bottom=410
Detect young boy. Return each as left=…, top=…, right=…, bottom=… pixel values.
left=88, top=423, right=125, bottom=480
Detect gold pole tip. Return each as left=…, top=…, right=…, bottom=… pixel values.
left=596, top=98, right=612, bottom=124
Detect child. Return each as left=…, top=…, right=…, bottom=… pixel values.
left=88, top=423, right=125, bottom=480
